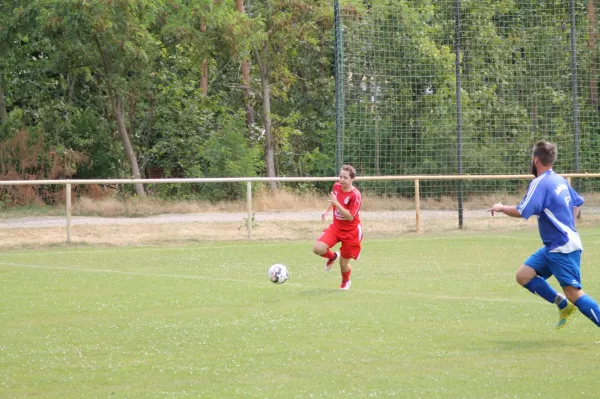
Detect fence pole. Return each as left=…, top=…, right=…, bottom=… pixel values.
left=569, top=0, right=581, bottom=175
left=66, top=183, right=72, bottom=244
left=566, top=176, right=581, bottom=220
left=455, top=0, right=464, bottom=229
left=334, top=0, right=344, bottom=171
left=247, top=182, right=252, bottom=239
left=415, top=179, right=421, bottom=233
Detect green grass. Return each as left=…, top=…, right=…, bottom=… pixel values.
left=2, top=228, right=600, bottom=398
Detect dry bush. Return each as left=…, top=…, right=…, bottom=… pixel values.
left=83, top=184, right=118, bottom=200
left=0, top=129, right=90, bottom=207
left=73, top=196, right=244, bottom=216
left=69, top=189, right=600, bottom=217
left=252, top=188, right=326, bottom=211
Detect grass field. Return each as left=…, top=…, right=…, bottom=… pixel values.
left=2, top=228, right=600, bottom=398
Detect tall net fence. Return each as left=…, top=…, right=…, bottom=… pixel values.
left=335, top=0, right=600, bottom=231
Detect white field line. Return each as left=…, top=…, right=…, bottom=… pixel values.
left=0, top=241, right=295, bottom=257
left=0, top=261, right=541, bottom=304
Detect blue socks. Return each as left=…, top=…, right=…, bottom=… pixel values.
left=524, top=276, right=561, bottom=305
left=574, top=295, right=600, bottom=327
left=523, top=277, right=600, bottom=327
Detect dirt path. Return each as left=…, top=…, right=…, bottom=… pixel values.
left=0, top=209, right=493, bottom=229
left=1, top=209, right=597, bottom=248
left=0, top=210, right=453, bottom=247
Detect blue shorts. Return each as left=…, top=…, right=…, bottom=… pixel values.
left=524, top=247, right=582, bottom=288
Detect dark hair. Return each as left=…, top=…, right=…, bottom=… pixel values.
left=532, top=141, right=557, bottom=166
left=341, top=164, right=356, bottom=179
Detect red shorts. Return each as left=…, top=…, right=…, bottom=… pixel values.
left=317, top=224, right=363, bottom=260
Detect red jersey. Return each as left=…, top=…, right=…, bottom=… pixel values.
left=331, top=182, right=362, bottom=232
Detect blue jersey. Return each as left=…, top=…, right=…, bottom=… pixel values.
left=517, top=170, right=584, bottom=253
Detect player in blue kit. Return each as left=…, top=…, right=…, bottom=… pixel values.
left=488, top=141, right=600, bottom=329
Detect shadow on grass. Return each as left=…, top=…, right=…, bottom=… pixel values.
left=294, top=287, right=342, bottom=297
left=492, top=339, right=574, bottom=351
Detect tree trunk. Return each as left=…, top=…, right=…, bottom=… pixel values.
left=200, top=22, right=209, bottom=96
left=241, top=61, right=254, bottom=125
left=201, top=59, right=208, bottom=96
left=140, top=95, right=156, bottom=173
left=589, top=0, right=598, bottom=111
left=237, top=0, right=255, bottom=125
left=94, top=35, right=145, bottom=196
left=0, top=79, right=6, bottom=125
left=65, top=72, right=77, bottom=121
left=112, top=95, right=146, bottom=196
left=255, top=48, right=276, bottom=191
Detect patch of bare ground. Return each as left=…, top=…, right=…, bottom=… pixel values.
left=2, top=214, right=599, bottom=249
left=1, top=188, right=599, bottom=248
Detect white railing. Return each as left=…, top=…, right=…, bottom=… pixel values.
left=1, top=173, right=599, bottom=243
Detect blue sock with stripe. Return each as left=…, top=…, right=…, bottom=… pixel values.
left=574, top=295, right=600, bottom=327
left=523, top=276, right=560, bottom=305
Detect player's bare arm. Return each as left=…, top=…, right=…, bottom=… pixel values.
left=322, top=204, right=333, bottom=220
left=328, top=192, right=353, bottom=220
left=488, top=202, right=521, bottom=218
left=574, top=206, right=581, bottom=220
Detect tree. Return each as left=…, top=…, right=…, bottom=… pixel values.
left=248, top=0, right=332, bottom=189
left=35, top=0, right=177, bottom=196
left=236, top=0, right=255, bottom=126
left=0, top=80, right=6, bottom=126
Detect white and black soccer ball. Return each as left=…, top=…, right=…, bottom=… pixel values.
left=268, top=264, right=289, bottom=284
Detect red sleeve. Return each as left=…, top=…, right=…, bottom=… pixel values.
left=347, top=191, right=361, bottom=216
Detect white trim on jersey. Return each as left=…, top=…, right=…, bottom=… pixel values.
left=517, top=173, right=546, bottom=215
left=543, top=208, right=583, bottom=253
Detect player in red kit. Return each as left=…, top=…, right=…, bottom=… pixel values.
left=313, top=164, right=362, bottom=290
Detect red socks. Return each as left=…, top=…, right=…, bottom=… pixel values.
left=342, top=270, right=351, bottom=282
left=321, top=250, right=336, bottom=260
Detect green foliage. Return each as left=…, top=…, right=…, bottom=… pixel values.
left=240, top=212, right=258, bottom=231
left=147, top=110, right=262, bottom=201
left=200, top=112, right=262, bottom=200
left=0, top=0, right=340, bottom=201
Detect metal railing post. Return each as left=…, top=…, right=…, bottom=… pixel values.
left=66, top=183, right=72, bottom=244
left=415, top=179, right=421, bottom=233
left=247, top=182, right=252, bottom=239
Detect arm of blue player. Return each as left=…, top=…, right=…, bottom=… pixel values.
left=488, top=203, right=521, bottom=218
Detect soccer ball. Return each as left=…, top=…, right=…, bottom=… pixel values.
left=268, top=264, right=289, bottom=284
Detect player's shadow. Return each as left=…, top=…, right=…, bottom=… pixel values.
left=492, top=339, right=572, bottom=351
left=297, top=287, right=342, bottom=297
